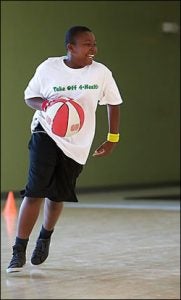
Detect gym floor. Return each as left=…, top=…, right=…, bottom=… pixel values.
left=1, top=192, right=180, bottom=299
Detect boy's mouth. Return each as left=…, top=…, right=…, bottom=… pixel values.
left=88, top=54, right=95, bottom=59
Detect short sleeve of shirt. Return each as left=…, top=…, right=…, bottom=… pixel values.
left=24, top=66, right=43, bottom=100
left=99, top=68, right=123, bottom=106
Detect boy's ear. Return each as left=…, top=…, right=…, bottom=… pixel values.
left=67, top=43, right=74, bottom=53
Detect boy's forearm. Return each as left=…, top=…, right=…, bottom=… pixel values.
left=25, top=97, right=45, bottom=111
left=107, top=104, right=120, bottom=133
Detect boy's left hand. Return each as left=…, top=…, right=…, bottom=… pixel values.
left=93, top=141, right=118, bottom=157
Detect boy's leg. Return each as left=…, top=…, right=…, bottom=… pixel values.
left=17, top=197, right=43, bottom=238
left=31, top=199, right=63, bottom=265
left=6, top=197, right=43, bottom=273
left=43, top=198, right=64, bottom=231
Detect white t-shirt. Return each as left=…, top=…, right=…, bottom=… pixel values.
left=24, top=56, right=123, bottom=164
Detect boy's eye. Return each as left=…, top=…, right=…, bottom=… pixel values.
left=83, top=43, right=96, bottom=47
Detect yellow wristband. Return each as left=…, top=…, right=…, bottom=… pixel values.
left=107, top=133, right=120, bottom=142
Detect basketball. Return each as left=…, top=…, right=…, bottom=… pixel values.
left=43, top=97, right=85, bottom=137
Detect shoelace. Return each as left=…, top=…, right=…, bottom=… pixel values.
left=34, top=240, right=48, bottom=257
left=9, top=248, right=25, bottom=267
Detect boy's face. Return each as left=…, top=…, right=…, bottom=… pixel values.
left=67, top=31, right=97, bottom=68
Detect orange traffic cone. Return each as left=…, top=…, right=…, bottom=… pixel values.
left=2, top=191, right=17, bottom=216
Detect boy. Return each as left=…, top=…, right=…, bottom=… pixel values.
left=7, top=25, right=123, bottom=273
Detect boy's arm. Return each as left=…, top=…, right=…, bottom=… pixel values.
left=25, top=98, right=54, bottom=111
left=25, top=97, right=45, bottom=110
left=93, top=104, right=120, bottom=157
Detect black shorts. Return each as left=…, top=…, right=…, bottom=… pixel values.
left=20, top=124, right=83, bottom=202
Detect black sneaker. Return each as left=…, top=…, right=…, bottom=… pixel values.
left=6, top=244, right=26, bottom=273
left=31, top=238, right=51, bottom=265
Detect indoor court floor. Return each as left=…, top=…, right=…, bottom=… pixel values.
left=1, top=192, right=180, bottom=299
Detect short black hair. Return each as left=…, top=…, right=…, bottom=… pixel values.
left=65, top=26, right=92, bottom=47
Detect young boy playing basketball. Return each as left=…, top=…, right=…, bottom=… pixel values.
left=7, top=25, right=123, bottom=273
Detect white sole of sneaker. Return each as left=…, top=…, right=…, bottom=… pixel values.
left=6, top=266, right=24, bottom=273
